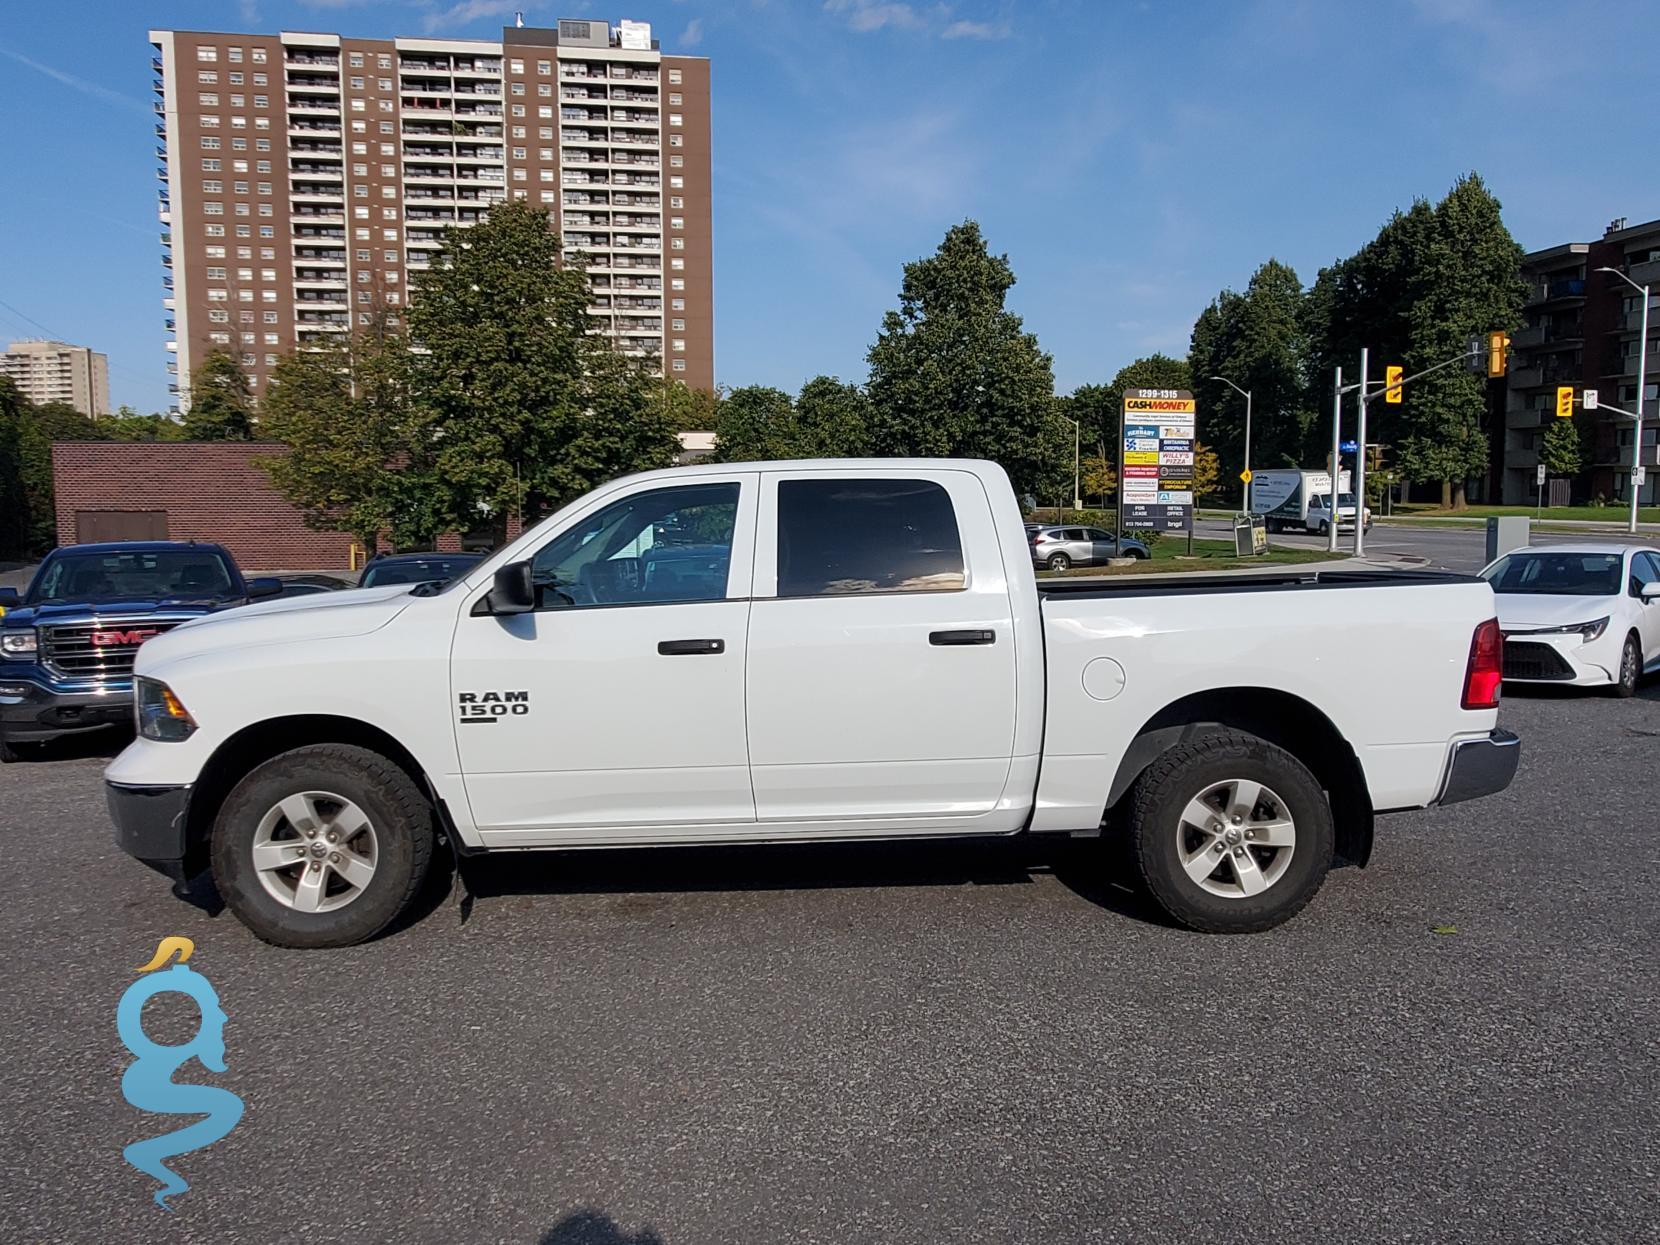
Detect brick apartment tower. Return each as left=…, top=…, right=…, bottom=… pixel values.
left=149, top=17, right=712, bottom=410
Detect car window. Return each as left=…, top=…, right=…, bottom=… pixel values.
left=28, top=550, right=235, bottom=603
left=1482, top=551, right=1622, bottom=596
left=1639, top=552, right=1660, bottom=585
left=1087, top=529, right=1114, bottom=542
left=776, top=478, right=965, bottom=597
left=360, top=557, right=478, bottom=588
left=530, top=482, right=738, bottom=608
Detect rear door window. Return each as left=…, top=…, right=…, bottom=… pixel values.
left=776, top=478, right=965, bottom=596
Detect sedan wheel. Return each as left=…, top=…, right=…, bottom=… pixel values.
left=1047, top=552, right=1071, bottom=571
left=1613, top=634, right=1641, bottom=698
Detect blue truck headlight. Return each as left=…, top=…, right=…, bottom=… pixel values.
left=0, top=631, right=37, bottom=660
left=135, top=676, right=197, bottom=742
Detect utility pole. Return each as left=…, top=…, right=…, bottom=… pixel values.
left=1209, top=375, right=1253, bottom=512
left=1596, top=266, right=1650, bottom=531
left=1355, top=347, right=1370, bottom=557
left=1328, top=366, right=1342, bottom=554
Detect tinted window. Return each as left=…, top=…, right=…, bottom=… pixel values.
left=1639, top=552, right=1660, bottom=585
left=530, top=482, right=738, bottom=608
left=1482, top=551, right=1622, bottom=596
left=360, top=556, right=480, bottom=587
left=776, top=478, right=965, bottom=596
left=29, top=550, right=235, bottom=602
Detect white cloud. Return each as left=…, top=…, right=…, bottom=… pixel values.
left=422, top=0, right=524, bottom=34
left=941, top=19, right=1009, bottom=40
left=824, top=0, right=926, bottom=33
left=0, top=47, right=150, bottom=115
left=681, top=17, right=705, bottom=46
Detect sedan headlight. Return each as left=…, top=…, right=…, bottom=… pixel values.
left=135, top=676, right=197, bottom=742
left=0, top=631, right=37, bottom=660
left=1530, top=616, right=1610, bottom=643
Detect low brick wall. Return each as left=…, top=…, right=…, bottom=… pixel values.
left=52, top=441, right=357, bottom=570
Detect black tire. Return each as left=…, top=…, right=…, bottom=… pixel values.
left=1129, top=730, right=1334, bottom=934
left=1612, top=633, right=1641, bottom=698
left=1046, top=552, right=1071, bottom=571
left=211, top=743, right=436, bottom=948
left=1127, top=548, right=1149, bottom=560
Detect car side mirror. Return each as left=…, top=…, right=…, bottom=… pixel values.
left=1642, top=581, right=1660, bottom=602
left=247, top=577, right=282, bottom=599
left=0, top=587, right=19, bottom=611
left=484, top=560, right=536, bottom=615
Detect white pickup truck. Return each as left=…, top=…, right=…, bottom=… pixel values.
left=107, top=459, right=1518, bottom=948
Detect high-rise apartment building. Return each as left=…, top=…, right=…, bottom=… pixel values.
left=1, top=340, right=110, bottom=417
left=1499, top=217, right=1660, bottom=505
left=149, top=18, right=712, bottom=410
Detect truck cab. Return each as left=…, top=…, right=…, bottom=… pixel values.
left=0, top=542, right=279, bottom=760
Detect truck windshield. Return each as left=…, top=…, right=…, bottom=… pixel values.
left=28, top=550, right=236, bottom=603
left=1482, top=551, right=1622, bottom=596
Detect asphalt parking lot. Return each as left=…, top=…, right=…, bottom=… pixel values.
left=3, top=684, right=1659, bottom=1245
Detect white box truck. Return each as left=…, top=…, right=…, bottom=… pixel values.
left=1250, top=469, right=1370, bottom=535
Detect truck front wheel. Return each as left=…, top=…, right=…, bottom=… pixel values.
left=1128, top=731, right=1333, bottom=934
left=211, top=743, right=436, bottom=948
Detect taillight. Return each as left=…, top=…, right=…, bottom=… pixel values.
left=1462, top=618, right=1503, bottom=710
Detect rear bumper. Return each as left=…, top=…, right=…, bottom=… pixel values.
left=107, top=781, right=195, bottom=883
left=1435, top=729, right=1521, bottom=806
left=0, top=677, right=133, bottom=742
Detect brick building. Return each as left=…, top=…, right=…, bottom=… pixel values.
left=52, top=442, right=359, bottom=570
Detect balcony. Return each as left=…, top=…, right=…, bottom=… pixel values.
left=287, top=79, right=342, bottom=95
left=287, top=98, right=341, bottom=115
left=286, top=53, right=340, bottom=67
left=289, top=120, right=342, bottom=135
left=1526, top=277, right=1586, bottom=305
left=1630, top=259, right=1660, bottom=286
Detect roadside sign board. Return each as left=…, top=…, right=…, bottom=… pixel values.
left=1637, top=466, right=1648, bottom=487
left=1584, top=388, right=1598, bottom=411
left=1240, top=468, right=1253, bottom=483
left=1536, top=464, right=1546, bottom=485
left=1120, top=389, right=1195, bottom=533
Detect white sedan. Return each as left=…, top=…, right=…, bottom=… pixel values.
left=1481, top=544, right=1660, bottom=697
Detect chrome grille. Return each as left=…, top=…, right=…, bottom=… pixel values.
left=40, top=619, right=181, bottom=680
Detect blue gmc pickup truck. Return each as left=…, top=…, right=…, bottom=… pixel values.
left=0, top=541, right=279, bottom=761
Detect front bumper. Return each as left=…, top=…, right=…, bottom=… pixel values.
left=0, top=676, right=134, bottom=742
left=1435, top=729, right=1521, bottom=806
left=107, top=781, right=195, bottom=883
left=1501, top=631, right=1619, bottom=687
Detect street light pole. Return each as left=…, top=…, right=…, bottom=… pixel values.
left=1597, top=266, right=1650, bottom=533
left=1329, top=365, right=1342, bottom=554
left=1209, top=376, right=1252, bottom=512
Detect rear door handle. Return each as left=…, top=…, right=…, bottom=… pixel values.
left=657, top=638, right=725, bottom=655
left=929, top=629, right=996, bottom=646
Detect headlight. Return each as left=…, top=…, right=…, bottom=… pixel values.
left=0, top=631, right=37, bottom=660
left=1532, top=616, right=1610, bottom=643
left=135, top=676, right=197, bottom=742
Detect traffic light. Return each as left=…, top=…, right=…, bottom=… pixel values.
left=1487, top=331, right=1510, bottom=378
left=1555, top=386, right=1575, bottom=418
left=1384, top=365, right=1403, bottom=403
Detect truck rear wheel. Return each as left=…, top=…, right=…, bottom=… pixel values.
left=211, top=743, right=436, bottom=949
left=1128, top=731, right=1333, bottom=934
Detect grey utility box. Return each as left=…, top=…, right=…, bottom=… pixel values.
left=1485, top=515, right=1530, bottom=564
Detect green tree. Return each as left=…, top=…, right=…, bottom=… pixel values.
left=105, top=405, right=187, bottom=442
left=1192, top=442, right=1221, bottom=501
left=1396, top=175, right=1525, bottom=507
left=259, top=321, right=445, bottom=551
left=649, top=378, right=722, bottom=432
left=1064, top=354, right=1192, bottom=469
left=710, top=385, right=796, bottom=461
left=794, top=375, right=872, bottom=457
left=865, top=221, right=1060, bottom=496
left=1540, top=414, right=1585, bottom=479
left=181, top=349, right=255, bottom=441
left=408, top=200, right=680, bottom=531
left=1080, top=454, right=1116, bottom=506
left=0, top=381, right=30, bottom=559
left=1188, top=259, right=1311, bottom=483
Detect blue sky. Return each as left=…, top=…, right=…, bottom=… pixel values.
left=0, top=0, right=1654, bottom=413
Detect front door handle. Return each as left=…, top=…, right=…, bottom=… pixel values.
left=657, top=638, right=725, bottom=655
left=929, top=629, right=996, bottom=646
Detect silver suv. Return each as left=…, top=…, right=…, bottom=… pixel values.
left=1029, top=525, right=1150, bottom=570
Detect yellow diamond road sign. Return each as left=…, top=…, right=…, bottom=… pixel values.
left=1239, top=468, right=1253, bottom=483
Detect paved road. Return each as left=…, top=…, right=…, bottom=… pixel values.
left=1195, top=519, right=1660, bottom=573
left=4, top=686, right=1659, bottom=1244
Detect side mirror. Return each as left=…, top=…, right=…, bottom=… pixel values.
left=487, top=561, right=536, bottom=615
left=247, top=577, right=282, bottom=599
left=1642, top=581, right=1660, bottom=602
left=0, top=587, right=19, bottom=611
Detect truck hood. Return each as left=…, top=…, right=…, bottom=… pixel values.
left=135, top=584, right=420, bottom=674
left=1494, top=592, right=1618, bottom=630
left=2, top=597, right=232, bottom=628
